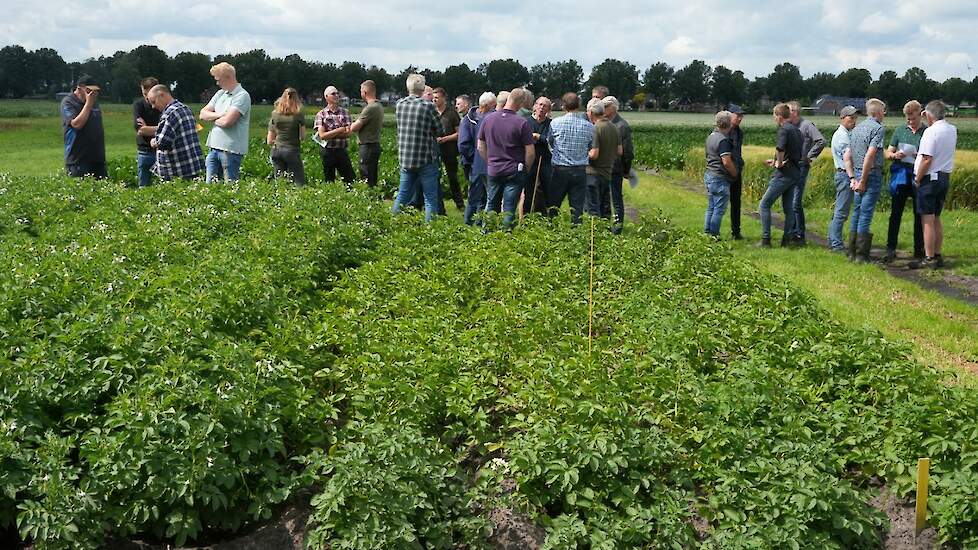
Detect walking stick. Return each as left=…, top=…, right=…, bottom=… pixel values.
left=529, top=158, right=544, bottom=214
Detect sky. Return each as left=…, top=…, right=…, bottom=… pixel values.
left=5, top=0, right=978, bottom=82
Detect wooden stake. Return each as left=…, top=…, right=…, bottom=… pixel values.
left=915, top=457, right=930, bottom=537
left=588, top=216, right=595, bottom=355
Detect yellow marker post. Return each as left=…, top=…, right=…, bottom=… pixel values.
left=915, top=458, right=930, bottom=536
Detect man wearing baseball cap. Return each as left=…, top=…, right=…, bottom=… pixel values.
left=727, top=104, right=745, bottom=239
left=827, top=106, right=859, bottom=252
left=61, top=75, right=106, bottom=178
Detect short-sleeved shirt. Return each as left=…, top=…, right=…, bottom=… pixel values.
left=314, top=106, right=352, bottom=149
left=61, top=93, right=105, bottom=165
left=586, top=119, right=620, bottom=180
left=133, top=98, right=161, bottom=153
left=268, top=112, right=306, bottom=149
left=889, top=123, right=927, bottom=165
left=915, top=119, right=957, bottom=176
left=477, top=109, right=534, bottom=177
left=204, top=84, right=252, bottom=155
left=831, top=125, right=851, bottom=171
left=849, top=117, right=885, bottom=173
left=548, top=113, right=593, bottom=167
left=355, top=101, right=384, bottom=144
left=775, top=121, right=803, bottom=180
left=705, top=129, right=733, bottom=181
left=438, top=107, right=461, bottom=158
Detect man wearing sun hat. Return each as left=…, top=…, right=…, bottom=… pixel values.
left=61, top=75, right=106, bottom=178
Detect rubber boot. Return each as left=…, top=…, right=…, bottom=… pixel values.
left=847, top=233, right=858, bottom=261
left=855, top=232, right=873, bottom=263
left=757, top=237, right=772, bottom=248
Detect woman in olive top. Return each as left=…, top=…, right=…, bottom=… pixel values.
left=267, top=88, right=307, bottom=186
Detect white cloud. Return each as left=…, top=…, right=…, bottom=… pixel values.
left=664, top=36, right=704, bottom=58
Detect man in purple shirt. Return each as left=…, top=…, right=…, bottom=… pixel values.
left=477, top=88, right=536, bottom=230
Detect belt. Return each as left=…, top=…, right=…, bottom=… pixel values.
left=552, top=164, right=585, bottom=170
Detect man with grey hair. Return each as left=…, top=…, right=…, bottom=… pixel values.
left=602, top=95, right=633, bottom=234
left=584, top=98, right=622, bottom=219
left=910, top=100, right=957, bottom=269
left=392, top=74, right=443, bottom=222
left=547, top=92, right=593, bottom=223
left=478, top=88, right=536, bottom=229
left=315, top=85, right=355, bottom=187
left=847, top=98, right=887, bottom=262
left=523, top=95, right=552, bottom=215
left=459, top=91, right=496, bottom=224
left=786, top=101, right=826, bottom=245
left=146, top=84, right=204, bottom=181
left=496, top=90, right=510, bottom=111
left=703, top=111, right=738, bottom=237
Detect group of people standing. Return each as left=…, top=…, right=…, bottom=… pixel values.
left=702, top=97, right=957, bottom=269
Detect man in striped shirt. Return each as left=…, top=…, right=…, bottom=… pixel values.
left=147, top=85, right=204, bottom=181
left=546, top=92, right=593, bottom=223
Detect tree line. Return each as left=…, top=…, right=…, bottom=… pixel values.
left=2, top=43, right=977, bottom=111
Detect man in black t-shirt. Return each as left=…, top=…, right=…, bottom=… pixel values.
left=61, top=75, right=106, bottom=178
left=133, top=77, right=162, bottom=187
left=758, top=103, right=803, bottom=247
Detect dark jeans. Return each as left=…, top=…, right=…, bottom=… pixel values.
left=599, top=179, right=612, bottom=218
left=462, top=163, right=472, bottom=184
left=584, top=173, right=611, bottom=218
left=66, top=162, right=107, bottom=179
left=887, top=183, right=923, bottom=255
left=522, top=158, right=551, bottom=216
left=442, top=153, right=465, bottom=208
left=321, top=147, right=355, bottom=186
left=609, top=173, right=625, bottom=230
left=730, top=168, right=743, bottom=236
left=759, top=173, right=796, bottom=240
left=486, top=171, right=524, bottom=229
left=548, top=165, right=586, bottom=223
left=358, top=142, right=381, bottom=187
left=271, top=146, right=306, bottom=186
left=464, top=174, right=487, bottom=225
left=788, top=164, right=811, bottom=238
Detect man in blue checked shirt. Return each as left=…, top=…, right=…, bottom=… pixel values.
left=547, top=92, right=593, bottom=223
left=148, top=85, right=205, bottom=181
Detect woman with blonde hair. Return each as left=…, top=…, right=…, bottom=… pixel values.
left=267, top=87, right=307, bottom=185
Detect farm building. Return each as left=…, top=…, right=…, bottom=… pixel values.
left=813, top=94, right=867, bottom=115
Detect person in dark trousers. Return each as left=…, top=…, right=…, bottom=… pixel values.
left=727, top=104, right=745, bottom=239
left=603, top=96, right=633, bottom=234
left=266, top=87, right=307, bottom=186
left=547, top=92, right=593, bottom=223
left=61, top=75, right=106, bottom=178
left=349, top=80, right=384, bottom=187
left=434, top=87, right=465, bottom=210
left=478, top=88, right=536, bottom=230
left=523, top=95, right=552, bottom=216
left=883, top=100, right=926, bottom=263
left=787, top=101, right=827, bottom=245
left=133, top=77, right=161, bottom=187
left=314, top=85, right=355, bottom=187
left=459, top=92, right=496, bottom=225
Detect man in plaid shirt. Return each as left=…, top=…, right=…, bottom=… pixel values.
left=147, top=85, right=204, bottom=181
left=391, top=74, right=442, bottom=221
left=547, top=92, right=593, bottom=223
left=314, top=85, right=355, bottom=187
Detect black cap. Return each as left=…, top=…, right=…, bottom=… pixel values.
left=76, top=75, right=101, bottom=91
left=727, top=103, right=744, bottom=115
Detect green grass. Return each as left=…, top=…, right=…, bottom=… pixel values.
left=625, top=172, right=978, bottom=374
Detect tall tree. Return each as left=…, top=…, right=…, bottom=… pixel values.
left=365, top=65, right=393, bottom=96
left=671, top=59, right=712, bottom=104
left=31, top=47, right=67, bottom=96
left=765, top=62, right=804, bottom=102
left=711, top=65, right=747, bottom=108
left=746, top=76, right=768, bottom=105
left=337, top=61, right=368, bottom=98
left=834, top=67, right=872, bottom=97
left=0, top=45, right=33, bottom=97
left=903, top=67, right=939, bottom=103
left=478, top=58, right=529, bottom=93
left=642, top=62, right=674, bottom=109
left=443, top=63, right=485, bottom=99
left=170, top=51, right=212, bottom=103
left=529, top=59, right=583, bottom=101
left=587, top=58, right=640, bottom=103
left=869, top=70, right=909, bottom=110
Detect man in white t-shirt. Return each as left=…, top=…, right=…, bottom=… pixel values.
left=910, top=100, right=957, bottom=269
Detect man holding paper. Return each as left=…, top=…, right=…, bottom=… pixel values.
left=883, top=100, right=926, bottom=263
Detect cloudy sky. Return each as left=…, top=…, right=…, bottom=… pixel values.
left=6, top=0, right=978, bottom=81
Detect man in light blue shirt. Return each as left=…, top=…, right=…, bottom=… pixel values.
left=199, top=62, right=251, bottom=182
left=827, top=106, right=858, bottom=251
left=547, top=92, right=593, bottom=223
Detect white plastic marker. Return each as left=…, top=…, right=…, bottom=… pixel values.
left=915, top=457, right=930, bottom=537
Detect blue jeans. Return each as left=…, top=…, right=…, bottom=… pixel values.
left=137, top=151, right=156, bottom=187
left=703, top=174, right=731, bottom=236
left=486, top=172, right=525, bottom=229
left=788, top=164, right=811, bottom=238
left=828, top=171, right=854, bottom=250
left=759, top=173, right=796, bottom=240
left=849, top=170, right=882, bottom=235
left=464, top=174, right=487, bottom=225
left=205, top=149, right=243, bottom=182
left=392, top=161, right=441, bottom=222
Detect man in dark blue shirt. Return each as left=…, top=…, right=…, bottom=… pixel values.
left=758, top=103, right=803, bottom=248
left=61, top=75, right=106, bottom=178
